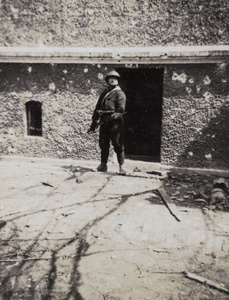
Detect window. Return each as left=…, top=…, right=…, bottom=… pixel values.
left=25, top=101, right=42, bottom=136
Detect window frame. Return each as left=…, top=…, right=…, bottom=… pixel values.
left=25, top=100, right=42, bottom=137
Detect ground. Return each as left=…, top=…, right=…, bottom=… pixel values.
left=0, top=157, right=229, bottom=300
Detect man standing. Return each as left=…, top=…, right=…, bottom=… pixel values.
left=88, top=70, right=126, bottom=175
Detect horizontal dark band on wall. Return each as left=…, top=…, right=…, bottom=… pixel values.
left=0, top=46, right=229, bottom=64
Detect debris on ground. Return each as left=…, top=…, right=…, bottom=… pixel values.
left=162, top=171, right=229, bottom=212
left=70, top=165, right=95, bottom=173
left=76, top=177, right=84, bottom=183
left=184, top=271, right=229, bottom=294
left=157, top=186, right=181, bottom=222
left=0, top=220, right=6, bottom=228
left=133, top=167, right=141, bottom=172
left=41, top=182, right=54, bottom=187
left=1, top=160, right=229, bottom=300
left=147, top=171, right=162, bottom=176
left=210, top=178, right=229, bottom=210
left=62, top=211, right=76, bottom=217
left=195, top=184, right=210, bottom=200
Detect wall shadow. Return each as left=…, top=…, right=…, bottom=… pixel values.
left=175, top=103, right=229, bottom=170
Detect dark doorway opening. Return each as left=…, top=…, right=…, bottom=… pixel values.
left=117, top=67, right=164, bottom=162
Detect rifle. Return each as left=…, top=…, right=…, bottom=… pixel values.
left=97, top=110, right=127, bottom=125
left=88, top=110, right=127, bottom=133
left=96, top=110, right=114, bottom=116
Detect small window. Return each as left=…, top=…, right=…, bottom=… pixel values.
left=25, top=101, right=42, bottom=136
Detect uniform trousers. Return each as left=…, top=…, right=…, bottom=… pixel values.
left=99, top=118, right=125, bottom=165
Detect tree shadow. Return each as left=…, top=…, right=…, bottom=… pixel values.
left=61, top=165, right=96, bottom=181
left=1, top=164, right=228, bottom=299
left=0, top=172, right=153, bottom=300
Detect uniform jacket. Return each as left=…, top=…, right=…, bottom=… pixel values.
left=92, top=86, right=126, bottom=122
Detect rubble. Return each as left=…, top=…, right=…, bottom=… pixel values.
left=62, top=211, right=76, bottom=217
left=76, top=177, right=84, bottom=184
left=41, top=182, right=54, bottom=187
left=184, top=271, right=229, bottom=294
left=0, top=220, right=6, bottom=229
left=162, top=171, right=229, bottom=212
left=210, top=178, right=229, bottom=210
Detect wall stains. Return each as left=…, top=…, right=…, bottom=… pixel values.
left=161, top=63, right=229, bottom=168
left=0, top=62, right=229, bottom=169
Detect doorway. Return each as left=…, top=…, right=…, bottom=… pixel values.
left=117, top=67, right=164, bottom=162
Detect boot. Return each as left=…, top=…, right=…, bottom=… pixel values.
left=119, top=165, right=126, bottom=175
left=97, top=163, right=107, bottom=172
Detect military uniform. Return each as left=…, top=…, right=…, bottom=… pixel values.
left=90, top=85, right=126, bottom=167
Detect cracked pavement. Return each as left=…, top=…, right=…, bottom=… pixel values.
left=0, top=157, right=229, bottom=300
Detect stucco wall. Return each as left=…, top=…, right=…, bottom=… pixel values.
left=162, top=63, right=229, bottom=169
left=1, top=62, right=229, bottom=169
left=0, top=0, right=228, bottom=47
left=0, top=63, right=114, bottom=161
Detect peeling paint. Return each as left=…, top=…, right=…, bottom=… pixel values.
left=98, top=73, right=103, bottom=80
left=49, top=83, right=56, bottom=91
left=205, top=153, right=212, bottom=159
left=203, top=91, right=214, bottom=100
left=203, top=75, right=211, bottom=85
left=196, top=85, right=201, bottom=93
left=186, top=87, right=192, bottom=94
left=1, top=62, right=229, bottom=170
left=172, top=72, right=187, bottom=83
left=218, top=63, right=227, bottom=70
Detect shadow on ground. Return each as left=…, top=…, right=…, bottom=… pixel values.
left=0, top=164, right=229, bottom=300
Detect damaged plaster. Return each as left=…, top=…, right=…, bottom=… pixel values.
left=0, top=62, right=229, bottom=169
left=162, top=63, right=229, bottom=169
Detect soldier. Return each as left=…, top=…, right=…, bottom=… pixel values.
left=88, top=70, right=126, bottom=175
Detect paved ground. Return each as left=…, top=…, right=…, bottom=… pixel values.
left=0, top=157, right=229, bottom=300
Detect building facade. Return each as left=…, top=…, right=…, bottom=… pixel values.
left=0, top=1, right=229, bottom=169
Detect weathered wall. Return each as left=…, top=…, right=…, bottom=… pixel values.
left=162, top=62, right=229, bottom=169
left=0, top=63, right=114, bottom=160
left=1, top=62, right=229, bottom=169
left=0, top=0, right=228, bottom=47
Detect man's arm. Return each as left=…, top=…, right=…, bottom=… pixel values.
left=92, top=90, right=108, bottom=121
left=88, top=90, right=108, bottom=133
left=115, top=90, right=126, bottom=113
left=112, top=90, right=126, bottom=119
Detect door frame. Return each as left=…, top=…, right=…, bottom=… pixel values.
left=116, top=67, right=164, bottom=162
